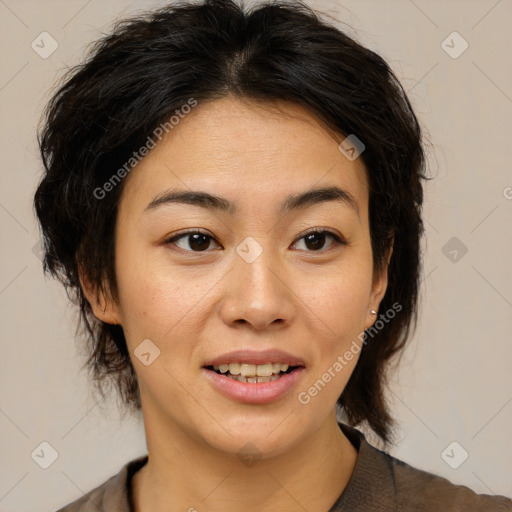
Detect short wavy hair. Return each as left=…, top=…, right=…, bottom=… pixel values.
left=34, top=0, right=428, bottom=445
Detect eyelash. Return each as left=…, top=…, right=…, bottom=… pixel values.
left=164, top=228, right=347, bottom=253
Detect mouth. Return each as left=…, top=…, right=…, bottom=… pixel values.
left=202, top=362, right=306, bottom=404
left=201, top=349, right=306, bottom=403
left=205, top=362, right=301, bottom=383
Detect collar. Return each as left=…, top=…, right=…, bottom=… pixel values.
left=330, top=423, right=397, bottom=511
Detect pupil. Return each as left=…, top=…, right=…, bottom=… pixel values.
left=305, top=232, right=325, bottom=250
left=190, top=233, right=210, bottom=251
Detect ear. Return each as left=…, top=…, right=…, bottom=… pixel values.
left=78, top=264, right=120, bottom=325
left=364, top=240, right=393, bottom=330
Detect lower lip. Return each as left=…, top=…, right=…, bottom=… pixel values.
left=202, top=367, right=305, bottom=404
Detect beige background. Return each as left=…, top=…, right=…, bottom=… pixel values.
left=1, top=0, right=511, bottom=510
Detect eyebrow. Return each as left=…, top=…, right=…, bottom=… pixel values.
left=143, top=185, right=360, bottom=219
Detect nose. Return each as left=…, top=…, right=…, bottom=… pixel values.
left=219, top=247, right=296, bottom=331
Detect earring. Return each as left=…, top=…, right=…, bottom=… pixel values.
left=371, top=309, right=377, bottom=315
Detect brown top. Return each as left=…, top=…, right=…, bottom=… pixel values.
left=55, top=422, right=512, bottom=512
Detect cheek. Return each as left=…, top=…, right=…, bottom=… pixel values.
left=296, top=265, right=373, bottom=409
left=304, top=260, right=373, bottom=337
left=114, top=244, right=173, bottom=337
left=118, top=275, right=188, bottom=338
left=114, top=245, right=213, bottom=354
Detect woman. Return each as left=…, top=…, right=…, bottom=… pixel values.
left=34, top=0, right=511, bottom=511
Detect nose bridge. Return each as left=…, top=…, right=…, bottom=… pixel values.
left=236, top=236, right=282, bottom=302
left=221, top=236, right=294, bottom=328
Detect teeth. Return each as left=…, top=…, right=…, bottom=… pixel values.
left=256, top=363, right=273, bottom=377
left=228, top=363, right=241, bottom=375
left=229, top=374, right=281, bottom=383
left=212, top=362, right=292, bottom=377
left=241, top=364, right=256, bottom=377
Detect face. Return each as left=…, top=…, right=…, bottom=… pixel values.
left=83, top=96, right=389, bottom=458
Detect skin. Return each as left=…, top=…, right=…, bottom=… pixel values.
left=80, top=95, right=392, bottom=512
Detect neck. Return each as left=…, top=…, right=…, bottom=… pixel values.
left=132, top=412, right=358, bottom=512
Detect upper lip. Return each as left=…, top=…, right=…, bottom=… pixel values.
left=203, top=349, right=305, bottom=367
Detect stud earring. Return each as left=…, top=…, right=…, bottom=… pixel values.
left=371, top=310, right=377, bottom=315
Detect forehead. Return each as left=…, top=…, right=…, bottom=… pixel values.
left=119, top=96, right=369, bottom=217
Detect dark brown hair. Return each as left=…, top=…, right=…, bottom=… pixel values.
left=34, top=0, right=428, bottom=445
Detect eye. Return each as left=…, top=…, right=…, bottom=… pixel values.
left=164, top=228, right=346, bottom=253
left=292, top=229, right=346, bottom=252
left=165, top=230, right=221, bottom=252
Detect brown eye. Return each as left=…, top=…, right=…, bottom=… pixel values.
left=293, top=229, right=346, bottom=252
left=304, top=231, right=328, bottom=251
left=166, top=231, right=219, bottom=252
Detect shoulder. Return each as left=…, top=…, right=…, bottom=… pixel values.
left=54, top=455, right=148, bottom=512
left=375, top=442, right=511, bottom=511
left=336, top=422, right=511, bottom=512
